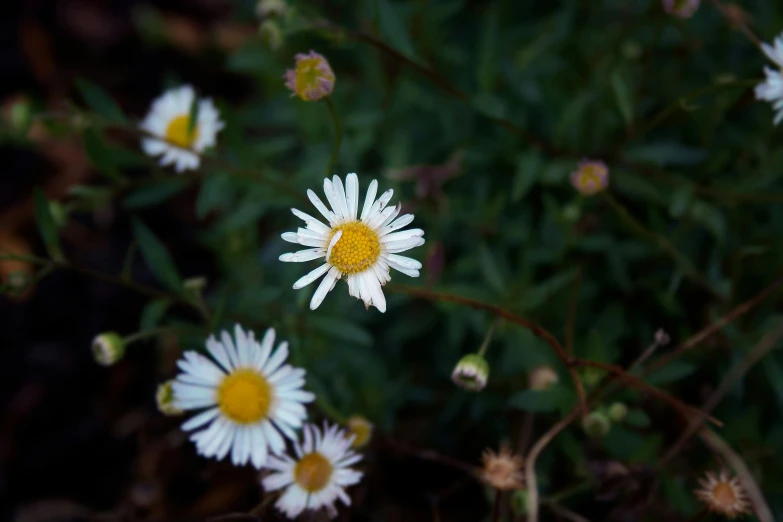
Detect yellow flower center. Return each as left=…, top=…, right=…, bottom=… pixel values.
left=328, top=221, right=381, bottom=275
left=217, top=369, right=272, bottom=424
left=294, top=452, right=333, bottom=493
left=165, top=114, right=199, bottom=148
left=295, top=57, right=330, bottom=95
left=578, top=166, right=603, bottom=187
left=712, top=482, right=738, bottom=507
left=346, top=416, right=373, bottom=448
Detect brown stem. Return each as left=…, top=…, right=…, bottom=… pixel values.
left=525, top=407, right=582, bottom=522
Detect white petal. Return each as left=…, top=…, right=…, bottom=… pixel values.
left=293, top=263, right=331, bottom=289
left=310, top=266, right=340, bottom=310
left=332, top=175, right=350, bottom=220
left=345, top=173, right=359, bottom=219
left=307, top=189, right=337, bottom=225
left=279, top=248, right=326, bottom=263
left=291, top=208, right=331, bottom=235
left=360, top=179, right=378, bottom=221
left=180, top=407, right=220, bottom=431
left=381, top=228, right=425, bottom=244
left=325, top=230, right=342, bottom=263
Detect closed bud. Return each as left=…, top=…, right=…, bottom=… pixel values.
left=49, top=201, right=69, bottom=229
left=529, top=365, right=559, bottom=391
left=256, top=0, right=287, bottom=18
left=581, top=411, right=611, bottom=438
left=92, top=332, right=126, bottom=366
left=451, top=353, right=490, bottom=391
left=156, top=380, right=182, bottom=416
left=345, top=415, right=374, bottom=449
left=258, top=20, right=283, bottom=51
left=608, top=402, right=628, bottom=423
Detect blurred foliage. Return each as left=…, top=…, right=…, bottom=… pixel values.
left=4, top=0, right=783, bottom=519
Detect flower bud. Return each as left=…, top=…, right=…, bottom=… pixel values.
left=156, top=380, right=183, bottom=416
left=581, top=411, right=611, bottom=438
left=284, top=50, right=335, bottom=101
left=345, top=415, right=374, bottom=449
left=92, top=332, right=125, bottom=366
left=258, top=20, right=283, bottom=51
left=451, top=353, right=490, bottom=391
left=608, top=402, right=628, bottom=423
left=570, top=159, right=609, bottom=196
left=528, top=365, right=559, bottom=391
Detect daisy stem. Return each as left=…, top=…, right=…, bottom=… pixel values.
left=123, top=325, right=193, bottom=346
left=477, top=318, right=499, bottom=357
left=324, top=97, right=343, bottom=177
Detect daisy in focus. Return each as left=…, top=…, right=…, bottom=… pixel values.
left=284, top=50, right=335, bottom=101
left=140, top=85, right=224, bottom=172
left=570, top=159, right=609, bottom=196
left=171, top=324, right=314, bottom=469
left=279, top=173, right=425, bottom=312
left=262, top=422, right=363, bottom=519
left=756, top=32, right=783, bottom=125
left=694, top=470, right=750, bottom=519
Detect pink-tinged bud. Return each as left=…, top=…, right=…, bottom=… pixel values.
left=662, top=0, right=700, bottom=18
left=284, top=50, right=335, bottom=101
left=570, top=159, right=609, bottom=196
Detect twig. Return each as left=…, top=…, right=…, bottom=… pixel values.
left=379, top=436, right=478, bottom=476
left=709, top=0, right=761, bottom=46
left=525, top=407, right=582, bottom=522
left=388, top=284, right=588, bottom=415
left=660, top=319, right=783, bottom=465
left=644, top=274, right=783, bottom=374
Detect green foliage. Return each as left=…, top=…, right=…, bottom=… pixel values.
left=16, top=0, right=783, bottom=518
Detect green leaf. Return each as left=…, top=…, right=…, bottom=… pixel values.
left=376, top=0, right=417, bottom=60
left=75, top=77, right=127, bottom=123
left=83, top=129, right=121, bottom=180
left=512, top=152, right=542, bottom=202
left=610, top=71, right=633, bottom=126
left=644, top=361, right=697, bottom=385
left=123, top=179, right=189, bottom=209
left=308, top=316, right=373, bottom=346
left=132, top=219, right=182, bottom=291
left=140, top=299, right=171, bottom=331
left=33, top=189, right=63, bottom=260
left=477, top=243, right=506, bottom=294
left=508, top=388, right=566, bottom=412
left=624, top=408, right=651, bottom=427
left=472, top=93, right=507, bottom=120
left=196, top=173, right=234, bottom=219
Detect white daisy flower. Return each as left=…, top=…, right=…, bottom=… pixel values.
left=262, top=422, right=363, bottom=519
left=139, top=85, right=224, bottom=172
left=172, top=324, right=315, bottom=469
left=756, top=32, right=783, bottom=125
left=279, top=173, right=425, bottom=312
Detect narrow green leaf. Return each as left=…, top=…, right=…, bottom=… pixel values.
left=75, top=77, right=127, bottom=123
left=123, top=179, right=189, bottom=209
left=472, top=93, right=507, bottom=120
left=477, top=243, right=506, bottom=294
left=83, top=129, right=121, bottom=180
left=140, top=299, right=171, bottom=331
left=610, top=71, right=633, bottom=126
left=308, top=316, right=373, bottom=346
left=512, top=152, right=542, bottom=202
left=132, top=218, right=182, bottom=291
left=33, top=189, right=63, bottom=260
left=376, top=0, right=417, bottom=60
left=644, top=361, right=697, bottom=385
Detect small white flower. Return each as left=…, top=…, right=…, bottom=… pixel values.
left=262, top=422, right=363, bottom=519
left=756, top=32, right=783, bottom=125
left=279, top=173, right=425, bottom=312
left=139, top=85, right=224, bottom=172
left=172, top=324, right=315, bottom=469
left=92, top=332, right=125, bottom=366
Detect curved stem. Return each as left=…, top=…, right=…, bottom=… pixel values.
left=324, top=97, right=343, bottom=177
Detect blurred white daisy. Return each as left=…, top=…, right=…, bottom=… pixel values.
left=262, top=422, right=363, bottom=519
left=756, top=32, right=783, bottom=125
left=279, top=173, right=425, bottom=312
left=172, top=324, right=314, bottom=468
left=140, top=85, right=224, bottom=172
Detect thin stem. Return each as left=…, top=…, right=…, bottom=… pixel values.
left=490, top=489, right=502, bottom=522
left=123, top=326, right=187, bottom=345
left=660, top=319, right=783, bottom=466
left=525, top=407, right=582, bottom=522
left=324, top=97, right=343, bottom=177
left=603, top=192, right=721, bottom=299
left=478, top=318, right=499, bottom=357
left=709, top=0, right=761, bottom=46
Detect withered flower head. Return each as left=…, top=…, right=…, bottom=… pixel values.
left=480, top=445, right=524, bottom=491
left=695, top=470, right=750, bottom=519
